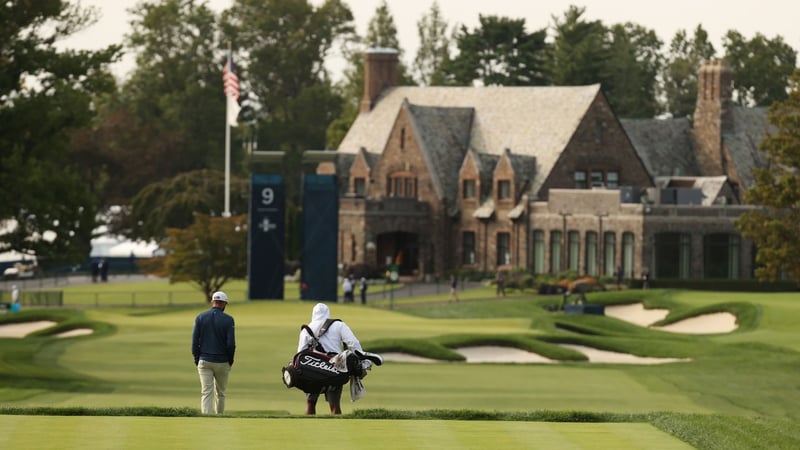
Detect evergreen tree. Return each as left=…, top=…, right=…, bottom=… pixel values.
left=0, top=1, right=119, bottom=267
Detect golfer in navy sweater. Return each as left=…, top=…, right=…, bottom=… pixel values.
left=192, top=291, right=236, bottom=414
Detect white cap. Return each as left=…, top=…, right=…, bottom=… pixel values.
left=211, top=291, right=228, bottom=302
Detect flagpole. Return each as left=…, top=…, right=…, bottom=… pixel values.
left=224, top=110, right=231, bottom=217
left=223, top=41, right=232, bottom=217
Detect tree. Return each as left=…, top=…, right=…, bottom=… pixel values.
left=548, top=6, right=609, bottom=86
left=723, top=31, right=797, bottom=107
left=441, top=15, right=548, bottom=86
left=326, top=0, right=413, bottom=149
left=661, top=26, right=716, bottom=118
left=123, top=0, right=226, bottom=173
left=737, top=70, right=800, bottom=284
left=604, top=23, right=663, bottom=118
left=413, top=1, right=451, bottom=86
left=146, top=213, right=248, bottom=301
left=0, top=1, right=120, bottom=267
left=115, top=170, right=249, bottom=242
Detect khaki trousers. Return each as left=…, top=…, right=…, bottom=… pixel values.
left=197, top=360, right=231, bottom=414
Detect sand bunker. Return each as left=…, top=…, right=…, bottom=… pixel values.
left=559, top=344, right=689, bottom=364
left=604, top=303, right=669, bottom=327
left=605, top=303, right=737, bottom=334
left=0, top=321, right=56, bottom=338
left=454, top=346, right=556, bottom=364
left=652, top=312, right=737, bottom=334
left=0, top=321, right=94, bottom=339
left=382, top=345, right=686, bottom=365
left=53, top=328, right=94, bottom=338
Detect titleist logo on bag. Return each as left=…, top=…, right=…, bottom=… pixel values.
left=300, top=354, right=341, bottom=374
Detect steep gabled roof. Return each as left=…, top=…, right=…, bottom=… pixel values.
left=405, top=101, right=473, bottom=207
left=621, top=118, right=700, bottom=177
left=338, top=85, right=601, bottom=194
left=725, top=106, right=771, bottom=189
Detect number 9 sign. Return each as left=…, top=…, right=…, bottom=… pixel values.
left=261, top=187, right=274, bottom=205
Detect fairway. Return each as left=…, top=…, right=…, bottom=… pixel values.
left=3, top=283, right=800, bottom=449
left=0, top=416, right=692, bottom=450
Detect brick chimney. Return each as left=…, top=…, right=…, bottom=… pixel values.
left=360, top=48, right=399, bottom=113
left=692, top=59, right=733, bottom=176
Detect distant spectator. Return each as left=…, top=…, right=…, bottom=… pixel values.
left=642, top=268, right=650, bottom=290
left=449, top=274, right=459, bottom=302
left=342, top=276, right=354, bottom=303
left=496, top=271, right=506, bottom=297
left=615, top=266, right=623, bottom=290
left=99, top=258, right=109, bottom=282
left=90, top=259, right=100, bottom=282
left=359, top=277, right=368, bottom=305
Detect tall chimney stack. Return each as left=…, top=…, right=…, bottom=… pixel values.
left=692, top=59, right=733, bottom=176
left=360, top=48, right=399, bottom=113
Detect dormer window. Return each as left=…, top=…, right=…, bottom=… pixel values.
left=462, top=179, right=476, bottom=199
left=497, top=180, right=511, bottom=200
left=354, top=177, right=366, bottom=196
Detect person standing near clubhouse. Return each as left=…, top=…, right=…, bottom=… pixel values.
left=192, top=291, right=236, bottom=415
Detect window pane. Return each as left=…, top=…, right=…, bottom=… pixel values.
left=607, top=171, right=619, bottom=189
left=568, top=231, right=580, bottom=271
left=354, top=178, right=366, bottom=196
left=574, top=171, right=587, bottom=189
left=463, top=180, right=476, bottom=198
left=534, top=230, right=545, bottom=274
left=463, top=232, right=476, bottom=264
left=585, top=232, right=597, bottom=275
left=550, top=231, right=562, bottom=274
left=591, top=171, right=604, bottom=187
left=498, top=180, right=511, bottom=199
left=496, top=233, right=510, bottom=266
left=604, top=232, right=616, bottom=276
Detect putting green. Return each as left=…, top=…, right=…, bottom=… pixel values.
left=0, top=416, right=693, bottom=449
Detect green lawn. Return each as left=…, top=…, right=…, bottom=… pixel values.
left=2, top=282, right=800, bottom=449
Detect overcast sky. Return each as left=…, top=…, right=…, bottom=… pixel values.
left=61, top=0, right=800, bottom=80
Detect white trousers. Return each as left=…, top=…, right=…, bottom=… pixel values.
left=197, top=360, right=231, bottom=414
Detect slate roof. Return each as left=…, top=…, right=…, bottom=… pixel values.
left=620, top=118, right=700, bottom=177
left=724, top=106, right=770, bottom=189
left=337, top=85, right=601, bottom=195
left=405, top=101, right=474, bottom=209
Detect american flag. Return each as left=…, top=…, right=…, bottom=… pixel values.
left=223, top=50, right=240, bottom=127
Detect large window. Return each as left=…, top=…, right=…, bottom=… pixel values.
left=550, top=231, right=562, bottom=274
left=654, top=232, right=691, bottom=278
left=462, top=231, right=476, bottom=265
left=585, top=231, right=597, bottom=275
left=704, top=233, right=740, bottom=279
left=533, top=230, right=545, bottom=274
left=568, top=231, right=580, bottom=271
left=497, top=180, right=511, bottom=199
left=387, top=173, right=417, bottom=198
left=573, top=169, right=620, bottom=189
left=462, top=179, right=476, bottom=199
left=622, top=232, right=634, bottom=277
left=603, top=232, right=616, bottom=276
left=496, top=232, right=510, bottom=266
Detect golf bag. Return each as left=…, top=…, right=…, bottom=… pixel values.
left=281, top=320, right=358, bottom=394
